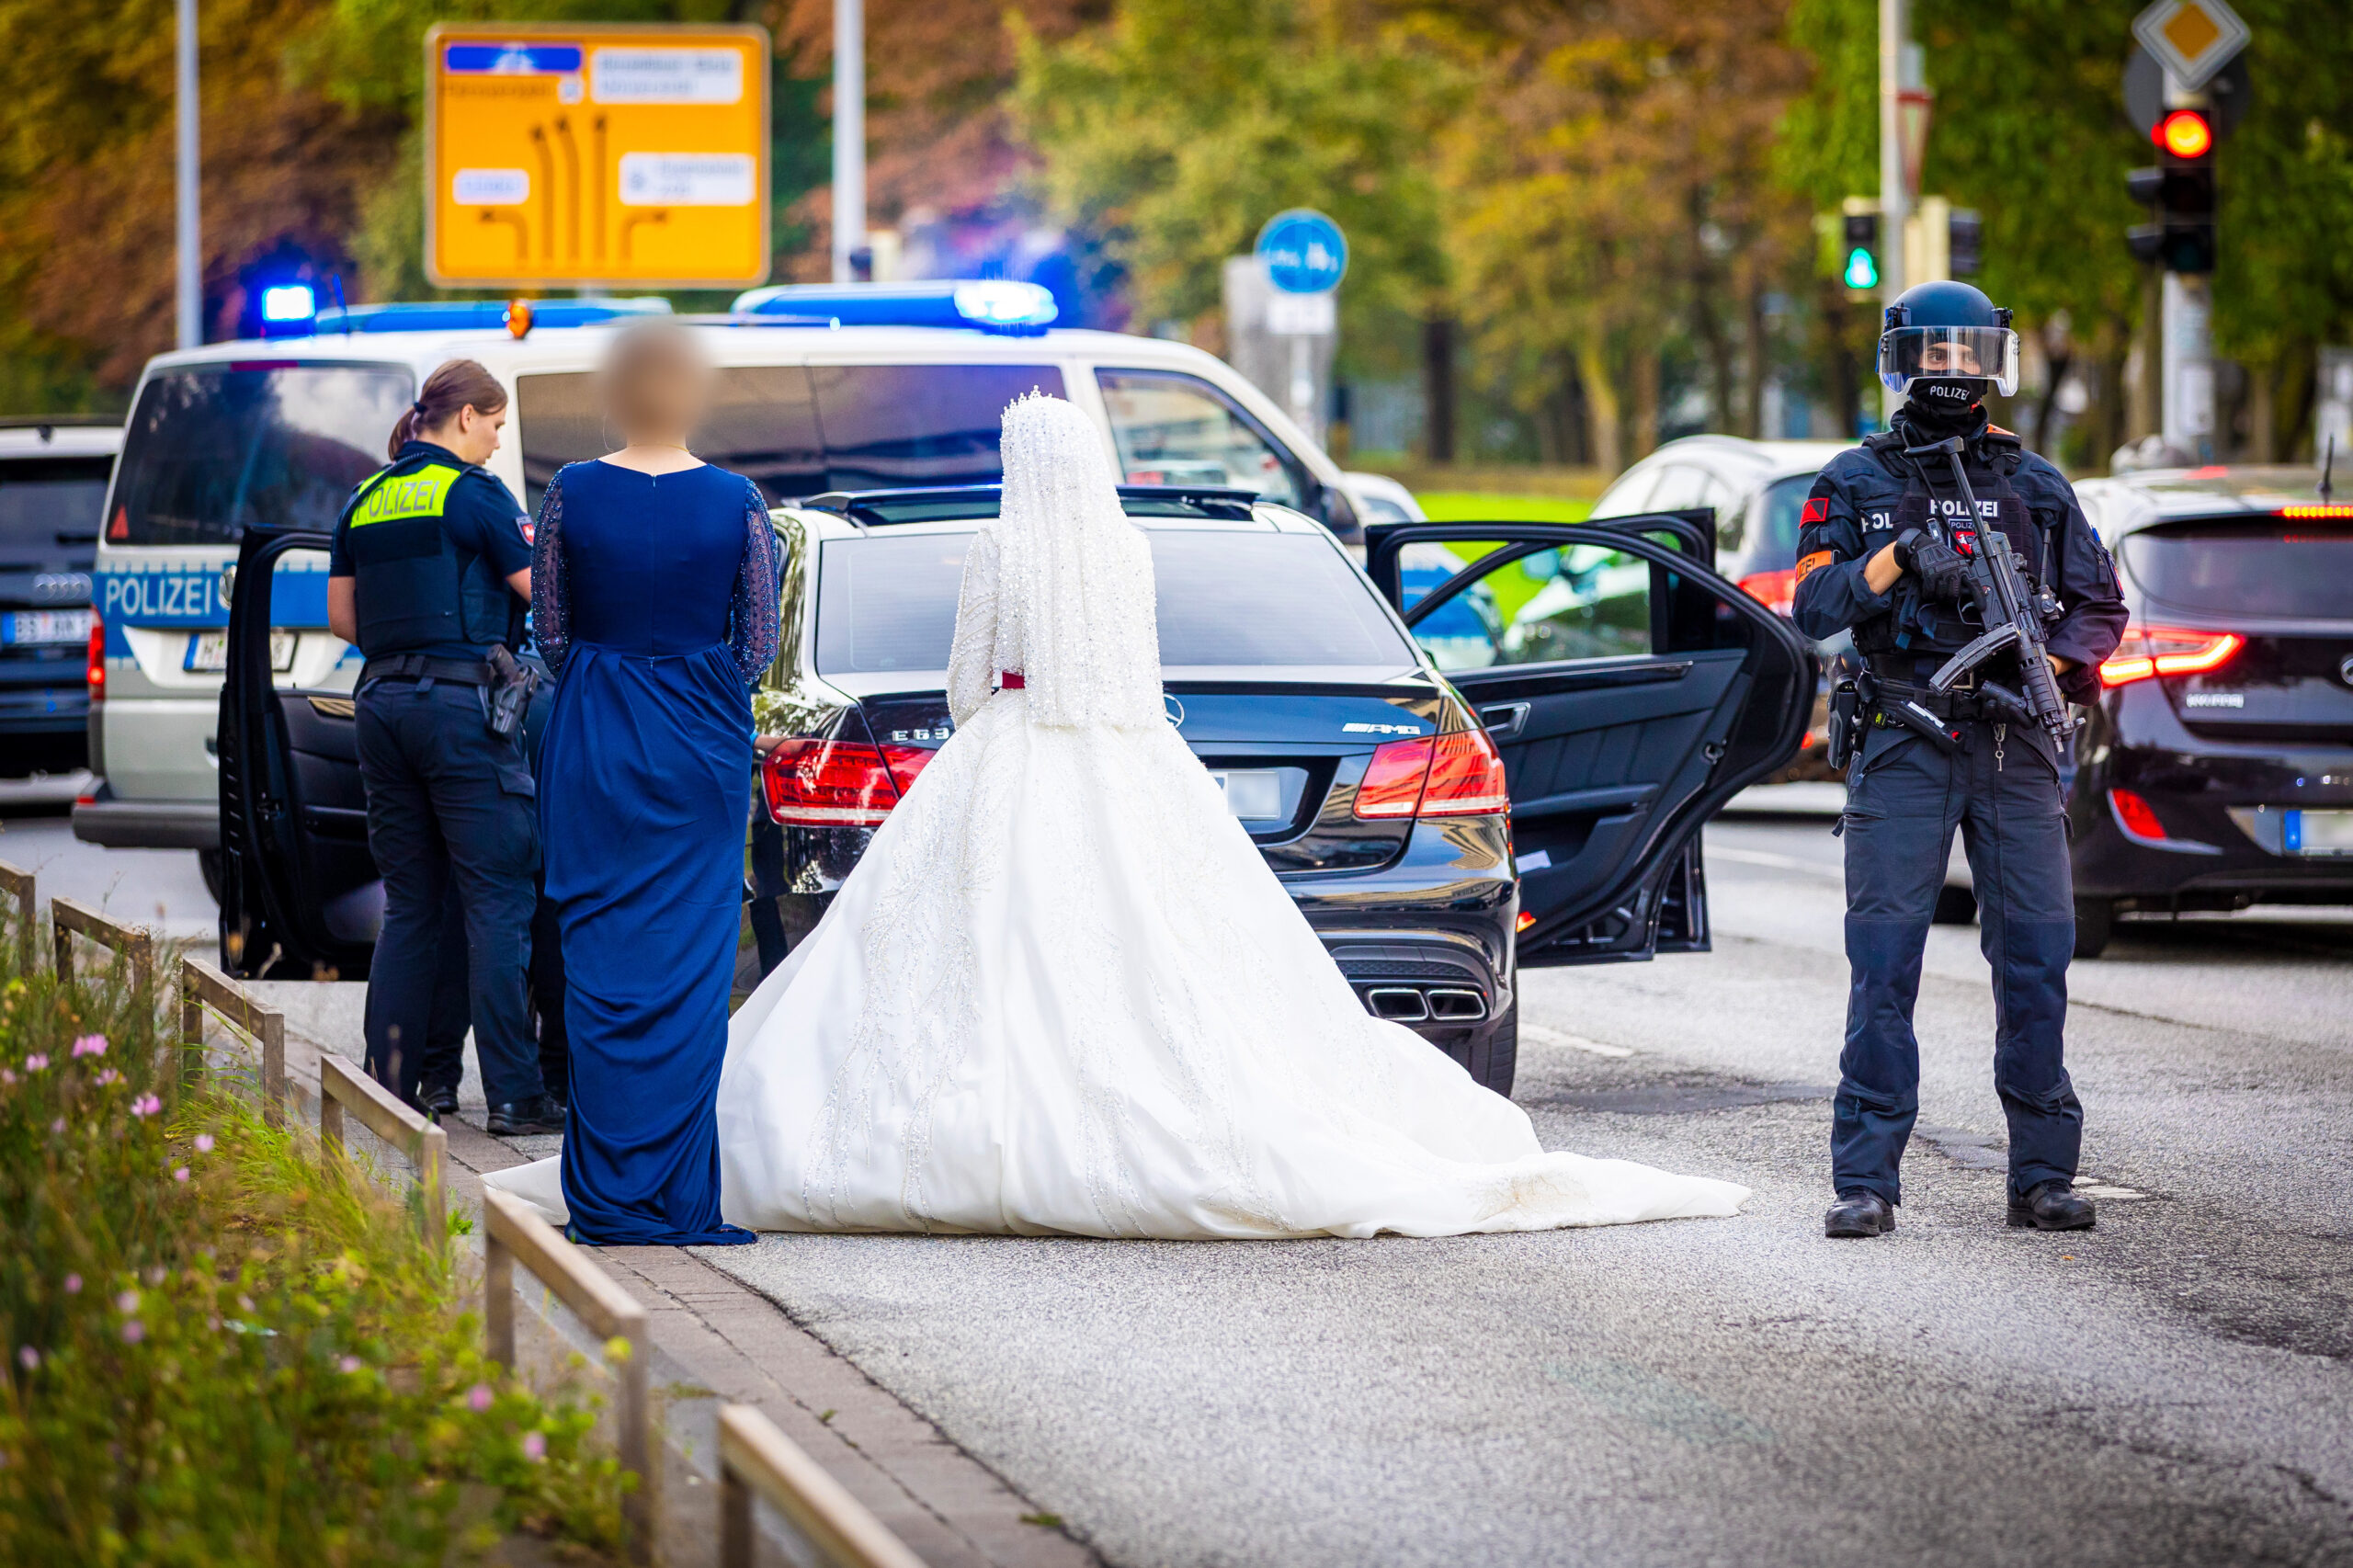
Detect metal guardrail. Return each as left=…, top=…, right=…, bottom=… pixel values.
left=718, top=1404, right=927, bottom=1568
left=319, top=1052, right=448, bottom=1237
left=0, top=858, right=31, bottom=973
left=179, top=955, right=288, bottom=1126
left=51, top=895, right=154, bottom=993
left=481, top=1187, right=657, bottom=1562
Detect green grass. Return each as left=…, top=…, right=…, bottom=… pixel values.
left=0, top=934, right=633, bottom=1565
left=1415, top=493, right=1596, bottom=525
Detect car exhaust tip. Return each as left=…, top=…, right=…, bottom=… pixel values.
left=1426, top=988, right=1488, bottom=1022
left=1365, top=987, right=1431, bottom=1022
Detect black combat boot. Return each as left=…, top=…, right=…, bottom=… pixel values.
left=2007, top=1181, right=2096, bottom=1231
left=1824, top=1189, right=1896, bottom=1238
left=487, top=1095, right=564, bottom=1136
left=419, top=1081, right=460, bottom=1119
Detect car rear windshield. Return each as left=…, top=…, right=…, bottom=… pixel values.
left=815, top=529, right=1412, bottom=676
left=0, top=458, right=111, bottom=570
left=108, top=364, right=415, bottom=546
left=517, top=363, right=1067, bottom=510
left=2118, top=519, right=2353, bottom=619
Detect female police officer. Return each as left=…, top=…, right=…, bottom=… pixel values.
left=324, top=359, right=560, bottom=1134
left=1792, top=281, right=2126, bottom=1240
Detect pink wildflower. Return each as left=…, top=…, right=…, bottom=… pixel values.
left=1, top=1069, right=14, bottom=1086
left=62, top=1274, right=80, bottom=1295
left=16, top=1346, right=35, bottom=1371
left=71, top=1035, right=107, bottom=1058
left=94, top=1069, right=119, bottom=1086
left=116, top=1290, right=139, bottom=1313
left=193, top=1133, right=214, bottom=1153
left=173, top=1167, right=189, bottom=1183
left=131, top=1094, right=162, bottom=1118
left=468, top=1383, right=494, bottom=1413
left=48, top=1119, right=63, bottom=1134
left=338, top=1356, right=363, bottom=1374
left=520, top=1431, right=547, bottom=1462
left=24, top=1054, right=47, bottom=1072
left=121, top=1322, right=143, bottom=1346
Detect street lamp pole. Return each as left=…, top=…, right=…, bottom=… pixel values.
left=175, top=0, right=200, bottom=348
left=831, top=0, right=864, bottom=284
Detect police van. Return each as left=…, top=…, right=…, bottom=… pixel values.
left=79, top=281, right=1364, bottom=878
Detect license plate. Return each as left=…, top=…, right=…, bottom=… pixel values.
left=2285, top=810, right=2353, bottom=857
left=1211, top=769, right=1285, bottom=821
left=186, top=631, right=296, bottom=673
left=4, top=609, right=90, bottom=645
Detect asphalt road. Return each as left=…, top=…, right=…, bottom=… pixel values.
left=15, top=798, right=2353, bottom=1565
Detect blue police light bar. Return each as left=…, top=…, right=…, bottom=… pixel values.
left=301, top=298, right=673, bottom=335
left=259, top=284, right=317, bottom=323
left=727, top=280, right=1059, bottom=335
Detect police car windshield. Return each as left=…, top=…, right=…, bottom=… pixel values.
left=815, top=530, right=1414, bottom=676
left=108, top=364, right=415, bottom=546
left=0, top=459, right=110, bottom=568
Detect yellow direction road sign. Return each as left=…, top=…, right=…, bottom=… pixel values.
left=425, top=23, right=770, bottom=290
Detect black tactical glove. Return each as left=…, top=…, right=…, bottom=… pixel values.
left=1893, top=528, right=1970, bottom=602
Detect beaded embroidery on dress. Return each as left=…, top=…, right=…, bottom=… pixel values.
left=688, top=393, right=1752, bottom=1238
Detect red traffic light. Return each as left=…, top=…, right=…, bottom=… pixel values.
left=2156, top=109, right=2213, bottom=160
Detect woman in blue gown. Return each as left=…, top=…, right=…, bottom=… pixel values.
left=528, top=323, right=779, bottom=1245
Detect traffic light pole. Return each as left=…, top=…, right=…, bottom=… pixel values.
left=831, top=0, right=865, bottom=284
left=175, top=0, right=200, bottom=349
left=1878, top=0, right=1909, bottom=422
left=2159, top=72, right=2215, bottom=462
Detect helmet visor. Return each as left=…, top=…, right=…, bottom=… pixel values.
left=1878, top=324, right=2019, bottom=398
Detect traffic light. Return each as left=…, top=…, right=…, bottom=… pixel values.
left=2126, top=108, right=2216, bottom=274
left=1842, top=212, right=1881, bottom=292
left=1948, top=210, right=1983, bottom=278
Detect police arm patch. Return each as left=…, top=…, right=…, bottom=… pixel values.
left=1801, top=496, right=1829, bottom=526
left=1794, top=550, right=1835, bottom=585
left=517, top=515, right=534, bottom=546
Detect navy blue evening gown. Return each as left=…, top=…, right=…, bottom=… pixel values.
left=531, top=460, right=779, bottom=1244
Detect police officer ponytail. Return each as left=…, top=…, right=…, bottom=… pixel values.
left=389, top=358, right=509, bottom=460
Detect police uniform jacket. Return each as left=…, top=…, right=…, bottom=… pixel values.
left=1790, top=404, right=2126, bottom=712
left=327, top=440, right=533, bottom=665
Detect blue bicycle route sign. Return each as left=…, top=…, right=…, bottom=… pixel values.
left=1255, top=210, right=1347, bottom=295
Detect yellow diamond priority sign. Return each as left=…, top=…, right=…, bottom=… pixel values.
left=2131, top=0, right=2250, bottom=93
left=426, top=23, right=771, bottom=290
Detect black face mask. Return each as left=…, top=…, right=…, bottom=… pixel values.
left=1905, top=380, right=1986, bottom=433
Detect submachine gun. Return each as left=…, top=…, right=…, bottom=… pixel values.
left=1906, top=435, right=2078, bottom=744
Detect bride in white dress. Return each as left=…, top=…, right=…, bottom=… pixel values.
left=492, top=393, right=1747, bottom=1239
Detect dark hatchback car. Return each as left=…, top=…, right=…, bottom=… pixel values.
left=214, top=486, right=1811, bottom=1097
left=0, top=417, right=116, bottom=777
left=2062, top=467, right=2353, bottom=955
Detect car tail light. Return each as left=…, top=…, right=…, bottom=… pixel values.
left=1737, top=567, right=1798, bottom=618
left=760, top=737, right=936, bottom=826
left=86, top=611, right=104, bottom=700
left=2097, top=625, right=2244, bottom=687
left=2109, top=788, right=2167, bottom=841
left=1354, top=729, right=1510, bottom=820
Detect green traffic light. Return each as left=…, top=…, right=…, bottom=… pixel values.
left=1844, top=246, right=1880, bottom=290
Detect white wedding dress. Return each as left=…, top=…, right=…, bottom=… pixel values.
left=491, top=395, right=1747, bottom=1239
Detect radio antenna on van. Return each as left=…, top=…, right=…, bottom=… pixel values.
left=2321, top=435, right=2336, bottom=505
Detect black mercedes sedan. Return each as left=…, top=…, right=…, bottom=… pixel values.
left=215, top=485, right=1813, bottom=1097
left=2063, top=467, right=2353, bottom=955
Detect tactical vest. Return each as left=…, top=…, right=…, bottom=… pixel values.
left=339, top=453, right=524, bottom=660
left=1851, top=429, right=2052, bottom=664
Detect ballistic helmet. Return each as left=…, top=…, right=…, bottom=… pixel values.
left=1878, top=279, right=2018, bottom=405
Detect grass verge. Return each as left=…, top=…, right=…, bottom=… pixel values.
left=0, top=935, right=633, bottom=1565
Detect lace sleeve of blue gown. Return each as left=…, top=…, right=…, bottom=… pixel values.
left=531, top=469, right=569, bottom=676
left=730, top=479, right=782, bottom=686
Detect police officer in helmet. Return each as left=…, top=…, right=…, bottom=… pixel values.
left=325, top=359, right=561, bottom=1135
left=1792, top=281, right=2127, bottom=1239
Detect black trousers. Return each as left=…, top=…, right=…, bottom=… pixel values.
left=356, top=676, right=542, bottom=1107
left=1834, top=715, right=2084, bottom=1205
left=417, top=881, right=568, bottom=1101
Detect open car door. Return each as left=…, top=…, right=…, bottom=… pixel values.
left=219, top=528, right=381, bottom=979
left=1370, top=516, right=1813, bottom=966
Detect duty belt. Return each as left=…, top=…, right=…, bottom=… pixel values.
left=359, top=653, right=496, bottom=688
left=1868, top=676, right=2013, bottom=724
